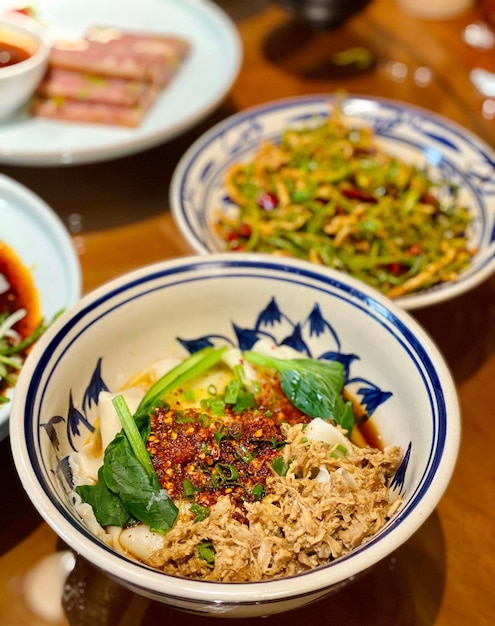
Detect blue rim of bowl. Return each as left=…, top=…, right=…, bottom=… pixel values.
left=13, top=255, right=460, bottom=603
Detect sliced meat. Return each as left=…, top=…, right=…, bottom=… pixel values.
left=50, top=29, right=190, bottom=87
left=30, top=93, right=157, bottom=128
left=36, top=68, right=156, bottom=107
left=31, top=25, right=190, bottom=127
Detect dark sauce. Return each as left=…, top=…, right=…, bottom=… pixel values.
left=0, top=41, right=31, bottom=68
left=346, top=390, right=384, bottom=450
left=0, top=242, right=40, bottom=397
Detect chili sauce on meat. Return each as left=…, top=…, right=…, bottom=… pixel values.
left=146, top=371, right=376, bottom=523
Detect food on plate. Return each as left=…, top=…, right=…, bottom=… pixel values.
left=72, top=342, right=403, bottom=582
left=53, top=25, right=190, bottom=87
left=0, top=241, right=52, bottom=402
left=213, top=107, right=476, bottom=298
left=31, top=25, right=190, bottom=127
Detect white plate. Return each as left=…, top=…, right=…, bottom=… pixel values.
left=0, top=0, right=242, bottom=166
left=170, top=94, right=495, bottom=310
left=0, top=174, right=81, bottom=439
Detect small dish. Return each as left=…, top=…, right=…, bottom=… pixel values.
left=170, top=94, right=495, bottom=310
left=0, top=0, right=242, bottom=166
left=0, top=18, right=49, bottom=119
left=0, top=174, right=81, bottom=439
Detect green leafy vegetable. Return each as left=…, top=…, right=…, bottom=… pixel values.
left=245, top=352, right=355, bottom=434
left=102, top=431, right=178, bottom=531
left=75, top=467, right=136, bottom=528
left=183, top=478, right=199, bottom=498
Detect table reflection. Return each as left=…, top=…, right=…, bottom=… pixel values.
left=263, top=0, right=375, bottom=79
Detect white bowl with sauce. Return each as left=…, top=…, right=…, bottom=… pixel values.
left=0, top=174, right=81, bottom=439
left=9, top=255, right=460, bottom=617
left=0, top=18, right=49, bottom=120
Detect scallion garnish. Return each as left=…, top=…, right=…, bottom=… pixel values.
left=190, top=503, right=210, bottom=522
left=197, top=540, right=215, bottom=564
left=215, top=463, right=239, bottom=483
left=137, top=346, right=228, bottom=416
left=112, top=395, right=155, bottom=478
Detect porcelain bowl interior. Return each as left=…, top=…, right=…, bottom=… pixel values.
left=9, top=254, right=460, bottom=618
left=170, top=94, right=495, bottom=310
left=0, top=17, right=49, bottom=119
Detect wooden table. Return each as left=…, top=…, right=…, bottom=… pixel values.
left=1, top=1, right=495, bottom=624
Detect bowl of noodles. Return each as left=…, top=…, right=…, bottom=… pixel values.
left=170, top=94, right=495, bottom=310
left=10, top=254, right=460, bottom=617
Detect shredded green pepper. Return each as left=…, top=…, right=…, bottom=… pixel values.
left=214, top=107, right=475, bottom=298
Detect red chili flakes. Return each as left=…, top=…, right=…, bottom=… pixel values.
left=146, top=377, right=310, bottom=520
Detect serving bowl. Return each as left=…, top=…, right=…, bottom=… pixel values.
left=170, top=94, right=495, bottom=310
left=0, top=174, right=81, bottom=440
left=10, top=254, right=459, bottom=617
left=0, top=17, right=49, bottom=120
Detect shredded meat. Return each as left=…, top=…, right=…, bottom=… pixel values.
left=146, top=423, right=403, bottom=581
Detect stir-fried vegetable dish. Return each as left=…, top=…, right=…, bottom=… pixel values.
left=213, top=107, right=475, bottom=298
left=72, top=344, right=403, bottom=581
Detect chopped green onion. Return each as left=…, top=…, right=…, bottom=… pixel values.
left=197, top=540, right=215, bottom=564
left=215, top=463, right=239, bottom=483
left=184, top=389, right=196, bottom=402
left=236, top=443, right=254, bottom=463
left=251, top=484, right=265, bottom=500
left=272, top=456, right=290, bottom=476
left=190, top=503, right=210, bottom=522
left=224, top=379, right=241, bottom=404
left=214, top=430, right=226, bottom=444
left=137, top=346, right=228, bottom=416
left=330, top=443, right=349, bottom=459
left=183, top=478, right=198, bottom=498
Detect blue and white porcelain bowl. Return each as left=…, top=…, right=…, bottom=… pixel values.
left=9, top=254, right=460, bottom=617
left=170, top=94, right=495, bottom=310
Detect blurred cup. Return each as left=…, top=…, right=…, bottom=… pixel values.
left=396, top=0, right=474, bottom=20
